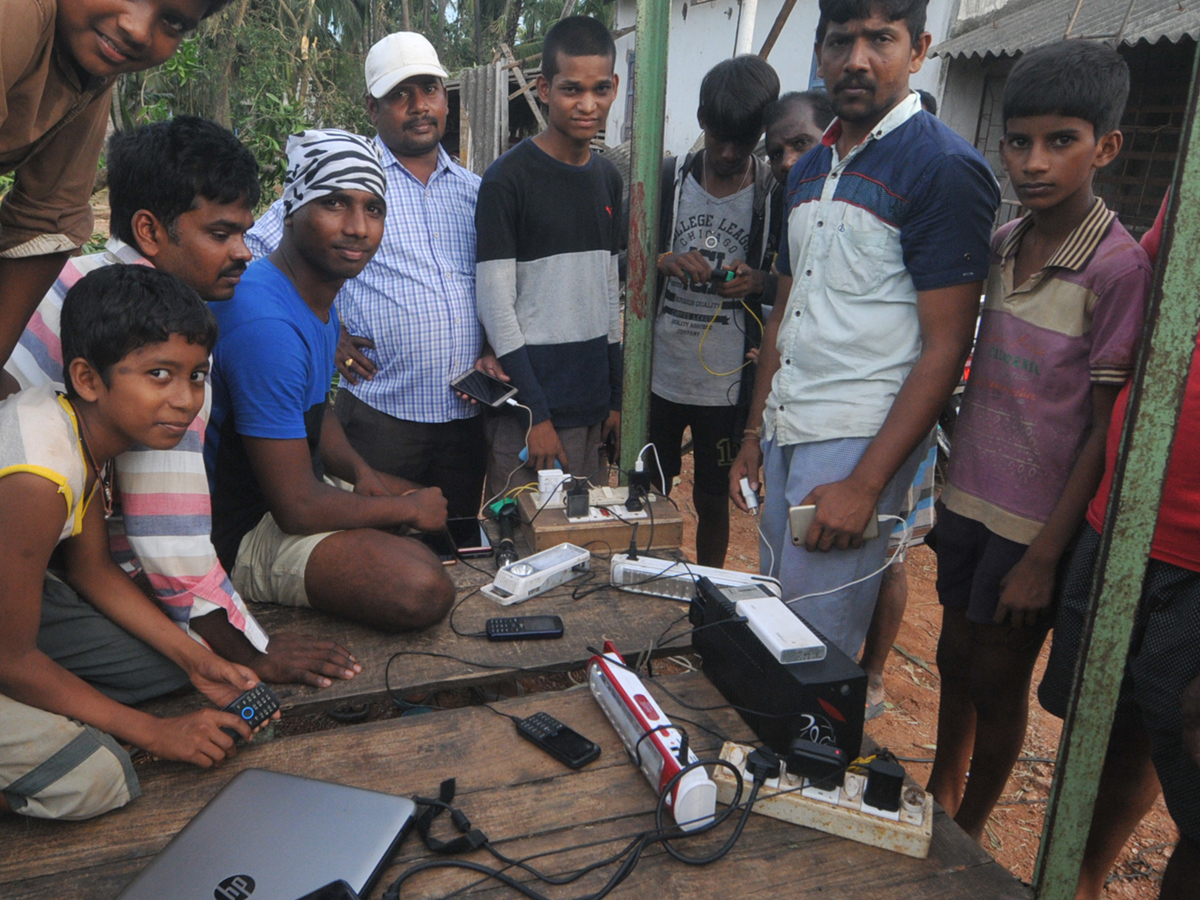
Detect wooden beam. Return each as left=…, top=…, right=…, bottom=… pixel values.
left=758, top=0, right=798, bottom=61
left=500, top=41, right=546, bottom=130
left=1033, top=36, right=1200, bottom=900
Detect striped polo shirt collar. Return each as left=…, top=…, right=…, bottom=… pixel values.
left=822, top=91, right=923, bottom=167
left=998, top=197, right=1116, bottom=272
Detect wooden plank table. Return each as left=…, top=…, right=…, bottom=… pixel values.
left=2, top=672, right=1031, bottom=900
left=139, top=545, right=695, bottom=719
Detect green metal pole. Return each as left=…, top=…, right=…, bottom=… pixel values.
left=619, top=0, right=669, bottom=479
left=1034, top=42, right=1200, bottom=898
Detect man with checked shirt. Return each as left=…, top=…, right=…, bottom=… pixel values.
left=248, top=33, right=498, bottom=516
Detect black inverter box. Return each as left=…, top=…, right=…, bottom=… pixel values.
left=690, top=577, right=867, bottom=758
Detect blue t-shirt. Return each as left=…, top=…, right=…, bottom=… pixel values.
left=205, top=259, right=339, bottom=569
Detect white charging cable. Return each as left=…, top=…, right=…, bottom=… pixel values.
left=636, top=442, right=667, bottom=498
left=480, top=398, right=535, bottom=513
left=785, top=513, right=911, bottom=606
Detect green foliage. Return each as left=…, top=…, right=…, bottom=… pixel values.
left=109, top=0, right=614, bottom=203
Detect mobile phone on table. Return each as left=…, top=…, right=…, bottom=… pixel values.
left=789, top=504, right=878, bottom=545
left=446, top=516, right=493, bottom=558
left=451, top=369, right=517, bottom=407
left=514, top=712, right=601, bottom=769
left=485, top=615, right=564, bottom=641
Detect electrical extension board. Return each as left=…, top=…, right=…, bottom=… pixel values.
left=588, top=642, right=717, bottom=831
left=534, top=485, right=651, bottom=509
left=713, top=742, right=933, bottom=858
left=480, top=543, right=591, bottom=606
left=609, top=554, right=783, bottom=602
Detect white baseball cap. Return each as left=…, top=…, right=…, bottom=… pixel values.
left=365, top=32, right=448, bottom=99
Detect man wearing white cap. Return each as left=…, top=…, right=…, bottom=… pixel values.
left=248, top=33, right=494, bottom=521
left=208, top=130, right=455, bottom=633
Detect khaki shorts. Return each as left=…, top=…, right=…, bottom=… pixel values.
left=0, top=692, right=139, bottom=820
left=230, top=512, right=340, bottom=608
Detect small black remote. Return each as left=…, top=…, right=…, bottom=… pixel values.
left=486, top=615, right=564, bottom=641
left=221, top=683, right=279, bottom=741
left=514, top=712, right=601, bottom=769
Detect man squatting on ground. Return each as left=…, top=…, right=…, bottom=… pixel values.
left=0, top=266, right=271, bottom=820
left=206, top=130, right=454, bottom=633
left=475, top=16, right=623, bottom=497
left=730, top=0, right=1000, bottom=660
left=249, top=33, right=498, bottom=519
left=6, top=116, right=361, bottom=689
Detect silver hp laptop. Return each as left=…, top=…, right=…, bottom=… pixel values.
left=117, top=769, right=416, bottom=900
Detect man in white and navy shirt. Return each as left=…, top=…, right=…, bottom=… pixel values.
left=249, top=32, right=492, bottom=517
left=730, top=0, right=999, bottom=658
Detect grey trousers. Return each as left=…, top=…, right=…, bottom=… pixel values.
left=484, top=413, right=606, bottom=501
left=37, top=571, right=191, bottom=705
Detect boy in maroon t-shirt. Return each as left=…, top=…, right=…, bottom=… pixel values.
left=1039, top=192, right=1200, bottom=900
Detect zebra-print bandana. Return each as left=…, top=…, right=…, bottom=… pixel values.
left=281, top=130, right=386, bottom=217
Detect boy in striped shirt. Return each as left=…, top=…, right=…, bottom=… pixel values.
left=4, top=117, right=360, bottom=690
left=927, top=40, right=1151, bottom=841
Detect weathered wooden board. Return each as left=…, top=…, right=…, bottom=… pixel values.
left=1, top=673, right=1029, bottom=900
left=516, top=491, right=684, bottom=553
left=137, top=548, right=693, bottom=720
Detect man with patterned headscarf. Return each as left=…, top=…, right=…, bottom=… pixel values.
left=205, top=130, right=455, bottom=632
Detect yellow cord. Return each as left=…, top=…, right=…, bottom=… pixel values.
left=697, top=296, right=765, bottom=377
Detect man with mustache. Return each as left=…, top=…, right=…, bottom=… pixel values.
left=730, top=0, right=999, bottom=659
left=4, top=117, right=362, bottom=689
left=206, top=130, right=454, bottom=633
left=248, top=33, right=494, bottom=520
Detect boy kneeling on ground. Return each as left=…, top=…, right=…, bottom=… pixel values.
left=0, top=266, right=270, bottom=821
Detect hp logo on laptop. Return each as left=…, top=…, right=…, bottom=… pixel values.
left=214, top=874, right=256, bottom=899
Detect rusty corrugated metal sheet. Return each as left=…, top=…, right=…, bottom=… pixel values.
left=933, top=0, right=1200, bottom=59
left=458, top=62, right=508, bottom=176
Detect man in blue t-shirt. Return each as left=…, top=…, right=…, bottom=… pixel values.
left=206, top=130, right=454, bottom=632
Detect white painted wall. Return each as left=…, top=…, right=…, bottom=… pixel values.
left=607, top=0, right=958, bottom=157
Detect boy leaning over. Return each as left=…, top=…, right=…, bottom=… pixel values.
left=0, top=0, right=235, bottom=377
left=927, top=40, right=1151, bottom=842
left=0, top=266, right=266, bottom=821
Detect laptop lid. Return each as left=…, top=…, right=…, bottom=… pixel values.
left=117, top=768, right=416, bottom=900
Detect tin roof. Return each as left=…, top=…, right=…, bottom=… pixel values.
left=932, top=0, right=1200, bottom=59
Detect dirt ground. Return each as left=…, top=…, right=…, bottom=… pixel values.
left=672, top=450, right=1178, bottom=897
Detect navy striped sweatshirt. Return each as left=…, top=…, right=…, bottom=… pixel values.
left=475, top=138, right=623, bottom=428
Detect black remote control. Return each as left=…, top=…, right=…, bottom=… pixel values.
left=221, top=683, right=279, bottom=741
left=486, top=615, right=564, bottom=641
left=514, top=712, right=601, bottom=769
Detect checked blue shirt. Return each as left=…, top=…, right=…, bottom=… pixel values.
left=248, top=138, right=483, bottom=423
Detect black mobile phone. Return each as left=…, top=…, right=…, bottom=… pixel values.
left=710, top=267, right=736, bottom=283
left=446, top=516, right=493, bottom=558
left=451, top=369, right=518, bottom=407
left=485, top=615, right=564, bottom=641
left=221, top=683, right=279, bottom=742
left=514, top=712, right=601, bottom=769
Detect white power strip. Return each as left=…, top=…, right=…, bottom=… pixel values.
left=609, top=553, right=783, bottom=602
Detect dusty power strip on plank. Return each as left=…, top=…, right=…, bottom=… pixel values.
left=713, top=741, right=933, bottom=859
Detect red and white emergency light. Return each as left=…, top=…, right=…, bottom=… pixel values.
left=587, top=642, right=717, bottom=831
